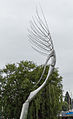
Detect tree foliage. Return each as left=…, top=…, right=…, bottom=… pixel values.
left=0, top=61, right=63, bottom=119
left=64, top=91, right=71, bottom=106
left=62, top=91, right=72, bottom=111
left=62, top=101, right=69, bottom=111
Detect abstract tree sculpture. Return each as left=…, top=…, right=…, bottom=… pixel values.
left=20, top=9, right=56, bottom=119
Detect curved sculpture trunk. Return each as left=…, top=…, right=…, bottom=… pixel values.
left=20, top=53, right=56, bottom=119
left=20, top=9, right=56, bottom=119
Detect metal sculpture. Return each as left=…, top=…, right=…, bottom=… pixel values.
left=20, top=9, right=56, bottom=119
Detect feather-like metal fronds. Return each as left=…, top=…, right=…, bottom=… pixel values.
left=28, top=9, right=54, bottom=56
left=28, top=9, right=55, bottom=87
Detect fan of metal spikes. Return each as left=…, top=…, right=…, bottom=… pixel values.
left=28, top=9, right=55, bottom=87
left=28, top=9, right=54, bottom=56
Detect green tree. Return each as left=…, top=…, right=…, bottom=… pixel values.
left=64, top=91, right=71, bottom=110
left=0, top=61, right=63, bottom=119
left=0, top=61, right=35, bottom=118
left=62, top=101, right=69, bottom=111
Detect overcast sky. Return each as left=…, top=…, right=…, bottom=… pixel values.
left=0, top=0, right=73, bottom=97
